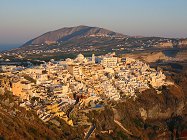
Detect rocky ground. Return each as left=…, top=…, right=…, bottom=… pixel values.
left=0, top=92, right=84, bottom=140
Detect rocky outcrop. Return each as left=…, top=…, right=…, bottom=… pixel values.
left=144, top=52, right=169, bottom=63
left=84, top=80, right=186, bottom=139
left=124, top=52, right=169, bottom=63
left=156, top=41, right=173, bottom=48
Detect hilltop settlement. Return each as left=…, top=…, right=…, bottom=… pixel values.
left=0, top=53, right=170, bottom=128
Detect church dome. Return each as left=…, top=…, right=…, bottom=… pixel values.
left=77, top=54, right=84, bottom=59
left=76, top=54, right=85, bottom=62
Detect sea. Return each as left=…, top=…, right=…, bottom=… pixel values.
left=0, top=44, right=19, bottom=52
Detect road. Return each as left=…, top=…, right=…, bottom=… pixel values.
left=85, top=124, right=96, bottom=140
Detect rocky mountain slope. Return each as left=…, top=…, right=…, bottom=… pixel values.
left=22, top=25, right=126, bottom=47
left=21, top=25, right=187, bottom=50
left=0, top=92, right=83, bottom=140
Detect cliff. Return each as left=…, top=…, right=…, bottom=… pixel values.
left=85, top=80, right=186, bottom=139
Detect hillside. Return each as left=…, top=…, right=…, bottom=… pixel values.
left=22, top=25, right=126, bottom=46
left=1, top=25, right=187, bottom=61
left=20, top=25, right=187, bottom=51
left=0, top=92, right=83, bottom=140
left=124, top=52, right=169, bottom=63
left=0, top=73, right=186, bottom=139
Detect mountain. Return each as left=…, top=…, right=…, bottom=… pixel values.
left=22, top=25, right=126, bottom=47
left=3, top=25, right=187, bottom=61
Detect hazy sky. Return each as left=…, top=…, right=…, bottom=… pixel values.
left=0, top=0, right=187, bottom=46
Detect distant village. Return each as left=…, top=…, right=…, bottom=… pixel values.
left=0, top=53, right=168, bottom=126
left=2, top=37, right=187, bottom=60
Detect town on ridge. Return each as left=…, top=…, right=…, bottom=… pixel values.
left=0, top=53, right=168, bottom=126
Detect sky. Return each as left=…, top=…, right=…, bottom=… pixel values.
left=0, top=0, right=187, bottom=47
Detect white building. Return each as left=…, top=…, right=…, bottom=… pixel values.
left=67, top=64, right=81, bottom=76
left=101, top=57, right=117, bottom=68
